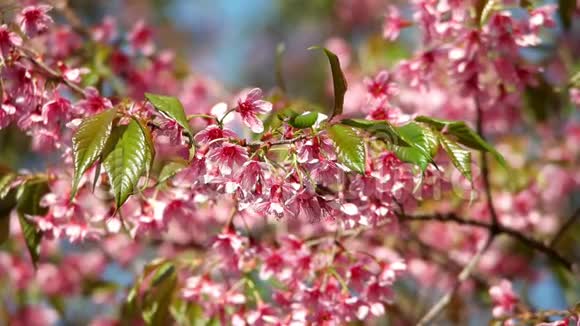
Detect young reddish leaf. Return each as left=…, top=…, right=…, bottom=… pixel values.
left=71, top=108, right=117, bottom=199
left=327, top=124, right=365, bottom=174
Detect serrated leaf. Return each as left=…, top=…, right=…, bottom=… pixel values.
left=71, top=108, right=117, bottom=198
left=440, top=136, right=472, bottom=181
left=341, top=118, right=409, bottom=146
left=415, top=116, right=507, bottom=168
left=145, top=93, right=193, bottom=141
left=159, top=160, right=188, bottom=184
left=16, top=180, right=49, bottom=267
left=103, top=119, right=148, bottom=208
left=327, top=124, right=365, bottom=174
left=396, top=122, right=439, bottom=158
left=134, top=118, right=156, bottom=179
left=289, top=111, right=319, bottom=129
left=309, top=47, right=348, bottom=119
left=391, top=145, right=430, bottom=172
left=0, top=173, right=16, bottom=199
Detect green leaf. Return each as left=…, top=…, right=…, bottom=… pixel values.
left=341, top=118, right=409, bottom=146
left=145, top=93, right=193, bottom=141
left=396, top=122, right=439, bottom=158
left=289, top=111, right=319, bottom=129
left=327, top=124, right=365, bottom=174
left=0, top=173, right=16, bottom=246
left=440, top=136, right=472, bottom=181
left=71, top=108, right=117, bottom=198
left=16, top=180, right=49, bottom=267
left=415, top=116, right=507, bottom=168
left=103, top=119, right=149, bottom=208
left=475, top=0, right=501, bottom=26
left=134, top=118, right=156, bottom=179
left=142, top=262, right=177, bottom=325
left=159, top=160, right=188, bottom=184
left=0, top=173, right=16, bottom=199
left=309, top=47, right=348, bottom=119
left=391, top=146, right=430, bottom=172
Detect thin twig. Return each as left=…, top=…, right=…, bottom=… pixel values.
left=550, top=207, right=580, bottom=247
left=416, top=234, right=494, bottom=326
left=19, top=48, right=85, bottom=96
left=403, top=212, right=574, bottom=271
left=246, top=135, right=308, bottom=148
left=475, top=96, right=499, bottom=227
left=306, top=211, right=574, bottom=271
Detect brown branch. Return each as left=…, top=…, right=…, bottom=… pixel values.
left=416, top=234, right=494, bottom=326
left=402, top=212, right=574, bottom=272
left=550, top=207, right=580, bottom=247
left=475, top=96, right=499, bottom=227
left=19, top=48, right=86, bottom=96
left=307, top=211, right=575, bottom=272
left=246, top=135, right=309, bottom=148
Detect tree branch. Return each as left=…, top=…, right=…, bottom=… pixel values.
left=416, top=234, right=494, bottom=326
left=550, top=207, right=580, bottom=247
left=475, top=97, right=499, bottom=227
left=19, top=48, right=86, bottom=97
left=402, top=212, right=574, bottom=272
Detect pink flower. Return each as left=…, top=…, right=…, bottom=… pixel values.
left=245, top=304, right=280, bottom=325
left=259, top=249, right=291, bottom=280
left=528, top=5, right=556, bottom=32
left=383, top=6, right=410, bottom=41
left=0, top=24, right=22, bottom=58
left=287, top=189, right=321, bottom=221
left=365, top=70, right=398, bottom=99
left=194, top=125, right=238, bottom=146
left=16, top=5, right=53, bottom=37
left=0, top=103, right=16, bottom=129
left=75, top=87, right=113, bottom=115
left=11, top=305, right=58, bottom=326
left=235, top=88, right=272, bottom=133
left=41, top=96, right=72, bottom=127
left=128, top=20, right=154, bottom=56
left=92, top=16, right=117, bottom=43
left=570, top=88, right=580, bottom=107
left=233, top=160, right=269, bottom=196
left=207, top=143, right=248, bottom=175
left=489, top=279, right=519, bottom=318
left=212, top=231, right=247, bottom=269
